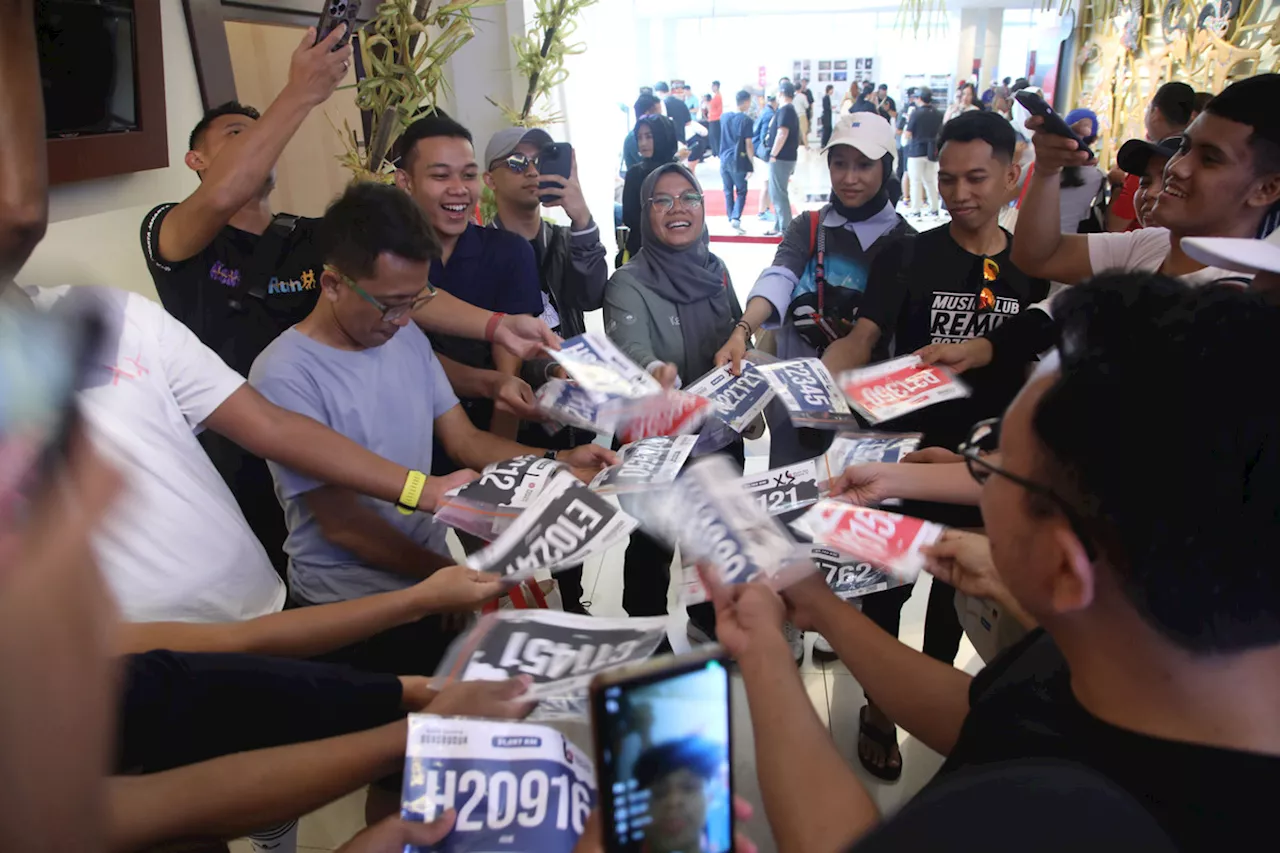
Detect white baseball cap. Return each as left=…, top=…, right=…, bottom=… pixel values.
left=1181, top=228, right=1280, bottom=276
left=820, top=113, right=896, bottom=160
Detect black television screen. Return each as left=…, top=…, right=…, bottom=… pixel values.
left=38, top=0, right=138, bottom=136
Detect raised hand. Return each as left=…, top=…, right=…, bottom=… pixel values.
left=414, top=564, right=505, bottom=612
left=286, top=26, right=352, bottom=108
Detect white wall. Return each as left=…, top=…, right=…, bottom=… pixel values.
left=18, top=0, right=204, bottom=300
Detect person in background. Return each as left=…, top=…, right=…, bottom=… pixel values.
left=800, top=78, right=816, bottom=122
left=821, top=84, right=836, bottom=148
left=1057, top=108, right=1107, bottom=234
left=393, top=113, right=544, bottom=447
left=840, top=82, right=859, bottom=114
left=708, top=80, right=724, bottom=156
left=720, top=90, right=756, bottom=234
left=822, top=111, right=1049, bottom=781
left=699, top=93, right=712, bottom=124
left=1193, top=90, right=1214, bottom=116
left=755, top=94, right=778, bottom=223
left=658, top=80, right=692, bottom=145
left=623, top=93, right=663, bottom=172
left=684, top=81, right=700, bottom=114
left=622, top=114, right=680, bottom=262
left=943, top=82, right=981, bottom=123
left=794, top=83, right=812, bottom=153
left=875, top=83, right=898, bottom=126
left=1106, top=81, right=1195, bottom=231
left=250, top=183, right=614, bottom=677
left=634, top=737, right=725, bottom=853
left=896, top=87, right=918, bottom=193
left=981, top=78, right=997, bottom=105
left=991, top=93, right=1013, bottom=121
left=850, top=82, right=878, bottom=115
left=904, top=86, right=944, bottom=219
left=765, top=82, right=802, bottom=236
left=604, top=163, right=742, bottom=640
left=1117, top=136, right=1179, bottom=229
left=483, top=126, right=609, bottom=613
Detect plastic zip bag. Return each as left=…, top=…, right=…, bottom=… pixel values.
left=808, top=544, right=908, bottom=601
left=589, top=435, right=698, bottom=495
left=791, top=501, right=944, bottom=582
left=545, top=332, right=661, bottom=402
left=434, top=456, right=566, bottom=541
left=836, top=355, right=971, bottom=424
left=755, top=357, right=860, bottom=429
left=684, top=363, right=775, bottom=433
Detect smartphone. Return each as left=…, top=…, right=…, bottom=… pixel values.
left=1014, top=90, right=1094, bottom=160
left=591, top=648, right=734, bottom=853
left=538, top=142, right=574, bottom=205
left=315, top=0, right=361, bottom=49
left=0, top=297, right=102, bottom=525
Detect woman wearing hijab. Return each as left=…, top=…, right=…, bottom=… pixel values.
left=605, top=163, right=742, bottom=639
left=620, top=114, right=679, bottom=263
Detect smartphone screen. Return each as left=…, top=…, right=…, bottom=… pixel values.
left=596, top=657, right=733, bottom=853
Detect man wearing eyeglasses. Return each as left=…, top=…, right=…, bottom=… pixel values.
left=249, top=182, right=615, bottom=675
left=704, top=273, right=1280, bottom=852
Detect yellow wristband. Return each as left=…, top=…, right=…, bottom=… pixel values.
left=397, top=470, right=427, bottom=515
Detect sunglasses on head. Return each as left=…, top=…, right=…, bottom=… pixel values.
left=647, top=190, right=704, bottom=212
left=495, top=152, right=539, bottom=174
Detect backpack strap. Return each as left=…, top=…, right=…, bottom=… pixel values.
left=228, top=213, right=301, bottom=312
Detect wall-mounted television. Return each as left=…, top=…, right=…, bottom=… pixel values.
left=38, top=0, right=168, bottom=185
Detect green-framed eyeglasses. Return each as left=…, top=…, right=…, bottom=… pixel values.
left=324, top=265, right=437, bottom=322
left=647, top=190, right=704, bottom=212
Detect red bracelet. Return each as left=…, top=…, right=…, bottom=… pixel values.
left=484, top=312, right=506, bottom=343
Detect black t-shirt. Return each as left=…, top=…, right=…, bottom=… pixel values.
left=905, top=104, right=943, bottom=158
left=141, top=203, right=323, bottom=378
left=773, top=103, right=801, bottom=162
left=859, top=225, right=1048, bottom=450
left=936, top=630, right=1279, bottom=850
left=877, top=96, right=897, bottom=122
left=664, top=95, right=692, bottom=142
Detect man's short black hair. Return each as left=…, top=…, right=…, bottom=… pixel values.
left=1203, top=74, right=1280, bottom=176
left=861, top=82, right=875, bottom=97
left=1035, top=273, right=1280, bottom=654
left=826, top=84, right=835, bottom=93
left=735, top=89, right=751, bottom=104
left=937, top=109, right=1016, bottom=162
left=1151, top=80, right=1196, bottom=128
left=918, top=87, right=934, bottom=105
left=189, top=101, right=260, bottom=151
left=634, top=93, right=661, bottom=119
left=318, top=182, right=441, bottom=279
left=878, top=83, right=888, bottom=91
left=655, top=81, right=670, bottom=93
left=1192, top=90, right=1213, bottom=116
left=712, top=80, right=720, bottom=87
left=634, top=736, right=722, bottom=789
left=1003, top=76, right=1012, bottom=85
left=1012, top=77, right=1030, bottom=91
left=394, top=111, right=472, bottom=172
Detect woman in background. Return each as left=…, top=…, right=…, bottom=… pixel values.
left=620, top=114, right=679, bottom=263
left=943, top=82, right=980, bottom=122
left=821, top=84, right=835, bottom=148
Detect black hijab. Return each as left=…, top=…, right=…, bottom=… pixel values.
left=623, top=163, right=737, bottom=378
left=637, top=114, right=679, bottom=166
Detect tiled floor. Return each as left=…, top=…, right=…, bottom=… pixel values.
left=231, top=140, right=969, bottom=852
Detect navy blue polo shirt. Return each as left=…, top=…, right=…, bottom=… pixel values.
left=428, top=222, right=542, bottom=472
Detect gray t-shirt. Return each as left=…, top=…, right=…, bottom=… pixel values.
left=249, top=325, right=459, bottom=604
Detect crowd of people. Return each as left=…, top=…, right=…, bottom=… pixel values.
left=5, top=0, right=1280, bottom=849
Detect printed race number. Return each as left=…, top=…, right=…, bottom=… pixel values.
left=415, top=767, right=591, bottom=835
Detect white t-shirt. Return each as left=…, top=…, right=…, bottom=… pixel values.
left=1087, top=227, right=1248, bottom=286
left=32, top=286, right=285, bottom=623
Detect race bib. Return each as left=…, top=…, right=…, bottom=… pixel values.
left=467, top=472, right=638, bottom=581
left=791, top=501, right=944, bottom=582
left=837, top=356, right=970, bottom=424
left=756, top=358, right=858, bottom=429
left=825, top=431, right=923, bottom=468
left=546, top=333, right=661, bottom=402
left=808, top=544, right=907, bottom=600
left=402, top=716, right=595, bottom=853
left=590, top=435, right=698, bottom=495
left=738, top=457, right=831, bottom=517
left=613, top=391, right=714, bottom=443
left=535, top=379, right=619, bottom=434
left=435, top=456, right=565, bottom=541
left=685, top=363, right=775, bottom=433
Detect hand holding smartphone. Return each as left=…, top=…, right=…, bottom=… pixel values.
left=315, top=0, right=361, bottom=49
left=1014, top=89, right=1094, bottom=161
left=591, top=649, right=735, bottom=853
left=539, top=142, right=574, bottom=205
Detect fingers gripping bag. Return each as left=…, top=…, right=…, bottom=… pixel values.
left=467, top=472, right=638, bottom=582
left=791, top=501, right=944, bottom=583
left=435, top=456, right=567, bottom=541
left=589, top=435, right=698, bottom=495
left=824, top=431, right=923, bottom=508
left=808, top=544, right=908, bottom=601
left=431, top=609, right=668, bottom=721
left=630, top=455, right=813, bottom=591
left=836, top=355, right=970, bottom=424
left=401, top=715, right=595, bottom=853
left=755, top=358, right=859, bottom=429
left=535, top=378, right=622, bottom=435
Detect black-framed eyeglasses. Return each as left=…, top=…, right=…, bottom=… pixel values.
left=958, top=417, right=1098, bottom=559
left=647, top=190, right=704, bottom=212
left=324, top=265, right=437, bottom=323
left=495, top=152, right=539, bottom=174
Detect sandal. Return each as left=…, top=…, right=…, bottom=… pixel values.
left=857, top=705, right=903, bottom=782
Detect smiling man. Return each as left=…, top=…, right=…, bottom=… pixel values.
left=394, top=113, right=546, bottom=450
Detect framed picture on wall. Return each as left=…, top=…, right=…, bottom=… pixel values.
left=820, top=60, right=832, bottom=71
left=834, top=60, right=848, bottom=71
left=834, top=70, right=847, bottom=81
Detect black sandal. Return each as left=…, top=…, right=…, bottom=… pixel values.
left=858, top=705, right=903, bottom=782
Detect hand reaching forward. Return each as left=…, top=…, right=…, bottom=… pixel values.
left=493, top=314, right=561, bottom=359
left=336, top=812, right=456, bottom=853
left=413, top=564, right=504, bottom=612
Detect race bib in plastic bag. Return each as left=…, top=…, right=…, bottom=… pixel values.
left=837, top=356, right=970, bottom=424
left=589, top=435, right=698, bottom=495
left=402, top=716, right=595, bottom=853
left=825, top=431, right=923, bottom=468
left=435, top=456, right=565, bottom=541
left=432, top=609, right=668, bottom=702
left=808, top=544, right=907, bottom=600
left=739, top=457, right=831, bottom=517
left=791, top=500, right=944, bottom=582
left=685, top=363, right=775, bottom=433
left=546, top=332, right=661, bottom=403
left=755, top=358, right=858, bottom=429
left=613, top=390, right=714, bottom=443
left=535, top=379, right=618, bottom=434
left=631, top=455, right=811, bottom=589
left=467, top=472, right=637, bottom=581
